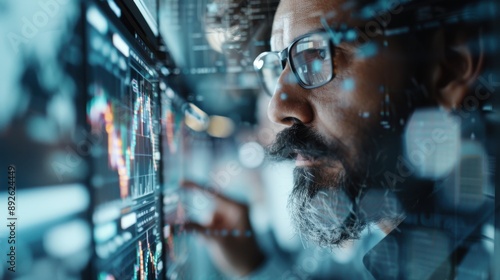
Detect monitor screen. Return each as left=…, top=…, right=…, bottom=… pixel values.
left=160, top=86, right=189, bottom=278
left=133, top=0, right=159, bottom=36
left=160, top=86, right=218, bottom=279
left=86, top=5, right=164, bottom=279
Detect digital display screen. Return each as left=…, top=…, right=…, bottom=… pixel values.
left=134, top=0, right=159, bottom=36
left=158, top=0, right=278, bottom=74
left=160, top=87, right=190, bottom=279
left=86, top=5, right=164, bottom=279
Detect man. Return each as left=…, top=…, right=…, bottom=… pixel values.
left=264, top=0, right=475, bottom=247
left=188, top=0, right=497, bottom=278
left=256, top=0, right=493, bottom=279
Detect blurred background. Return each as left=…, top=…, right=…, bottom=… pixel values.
left=0, top=0, right=499, bottom=279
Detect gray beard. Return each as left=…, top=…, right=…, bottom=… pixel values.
left=288, top=166, right=404, bottom=249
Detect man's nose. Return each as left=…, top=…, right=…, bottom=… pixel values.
left=267, top=65, right=314, bottom=127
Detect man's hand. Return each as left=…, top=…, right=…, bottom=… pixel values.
left=182, top=181, right=266, bottom=277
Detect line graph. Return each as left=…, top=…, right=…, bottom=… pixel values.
left=87, top=10, right=163, bottom=280
left=88, top=72, right=160, bottom=201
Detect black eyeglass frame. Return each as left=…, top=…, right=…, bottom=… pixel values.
left=253, top=31, right=336, bottom=96
left=253, top=0, right=476, bottom=97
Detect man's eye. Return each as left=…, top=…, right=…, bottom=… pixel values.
left=317, top=49, right=327, bottom=60
left=303, top=49, right=328, bottom=61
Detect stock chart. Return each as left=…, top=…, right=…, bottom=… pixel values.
left=86, top=5, right=163, bottom=279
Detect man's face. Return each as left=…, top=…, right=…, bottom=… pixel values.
left=267, top=0, right=425, bottom=246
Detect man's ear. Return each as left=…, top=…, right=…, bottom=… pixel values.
left=432, top=28, right=485, bottom=110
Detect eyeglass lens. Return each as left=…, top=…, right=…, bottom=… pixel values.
left=290, top=34, right=333, bottom=87
left=256, top=33, right=333, bottom=96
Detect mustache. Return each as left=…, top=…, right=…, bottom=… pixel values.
left=266, top=124, right=347, bottom=164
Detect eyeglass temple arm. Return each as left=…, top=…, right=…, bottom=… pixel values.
left=279, top=49, right=288, bottom=70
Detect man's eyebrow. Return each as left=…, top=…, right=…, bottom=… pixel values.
left=290, top=27, right=327, bottom=43
left=309, top=27, right=327, bottom=34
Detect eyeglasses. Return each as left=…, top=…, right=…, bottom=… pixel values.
left=253, top=32, right=335, bottom=96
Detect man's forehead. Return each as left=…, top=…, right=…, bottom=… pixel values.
left=270, top=0, right=355, bottom=51
left=271, top=12, right=322, bottom=51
